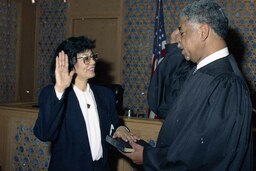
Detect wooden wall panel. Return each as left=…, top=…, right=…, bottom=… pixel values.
left=0, top=104, right=50, bottom=171
left=0, top=111, right=8, bottom=171
left=67, top=0, right=120, bottom=16
left=19, top=0, right=36, bottom=102
left=72, top=17, right=120, bottom=83
left=66, top=0, right=124, bottom=84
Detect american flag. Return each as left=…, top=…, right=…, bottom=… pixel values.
left=149, top=0, right=167, bottom=118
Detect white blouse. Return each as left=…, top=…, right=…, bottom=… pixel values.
left=55, top=84, right=103, bottom=161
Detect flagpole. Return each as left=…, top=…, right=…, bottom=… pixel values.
left=148, top=0, right=167, bottom=119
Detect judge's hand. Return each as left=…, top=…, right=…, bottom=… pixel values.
left=55, top=51, right=75, bottom=93
left=122, top=141, right=144, bottom=165
left=113, top=126, right=140, bottom=142
left=170, top=28, right=181, bottom=44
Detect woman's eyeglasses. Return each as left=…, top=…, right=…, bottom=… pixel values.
left=77, top=53, right=98, bottom=64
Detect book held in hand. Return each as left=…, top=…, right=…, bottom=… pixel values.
left=105, top=135, right=150, bottom=153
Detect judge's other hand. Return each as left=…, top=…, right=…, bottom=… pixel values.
left=113, top=126, right=140, bottom=142
left=170, top=28, right=181, bottom=44
left=122, top=141, right=144, bottom=165
left=55, top=51, right=75, bottom=93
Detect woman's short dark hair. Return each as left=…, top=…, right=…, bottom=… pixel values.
left=49, top=36, right=96, bottom=84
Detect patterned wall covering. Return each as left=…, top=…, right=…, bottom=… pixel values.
left=13, top=122, right=50, bottom=171
left=123, top=0, right=256, bottom=115
left=35, top=0, right=67, bottom=96
left=0, top=0, right=255, bottom=114
left=0, top=1, right=17, bottom=102
left=122, top=0, right=155, bottom=115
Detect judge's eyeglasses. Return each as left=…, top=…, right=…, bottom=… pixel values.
left=77, top=53, right=98, bottom=64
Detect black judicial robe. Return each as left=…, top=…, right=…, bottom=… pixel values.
left=148, top=44, right=194, bottom=118
left=145, top=44, right=253, bottom=171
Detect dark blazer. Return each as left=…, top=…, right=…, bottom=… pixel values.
left=34, top=84, right=120, bottom=171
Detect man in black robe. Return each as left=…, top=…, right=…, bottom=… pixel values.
left=122, top=0, right=253, bottom=170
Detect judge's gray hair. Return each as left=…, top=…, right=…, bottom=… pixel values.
left=180, top=0, right=228, bottom=39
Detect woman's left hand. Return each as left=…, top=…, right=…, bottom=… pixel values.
left=112, top=126, right=139, bottom=142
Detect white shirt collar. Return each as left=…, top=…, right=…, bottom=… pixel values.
left=196, top=47, right=229, bottom=70
left=73, top=83, right=91, bottom=94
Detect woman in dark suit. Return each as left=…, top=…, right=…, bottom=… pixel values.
left=34, top=36, right=135, bottom=171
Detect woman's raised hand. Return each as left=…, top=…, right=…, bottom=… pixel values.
left=54, top=51, right=75, bottom=93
